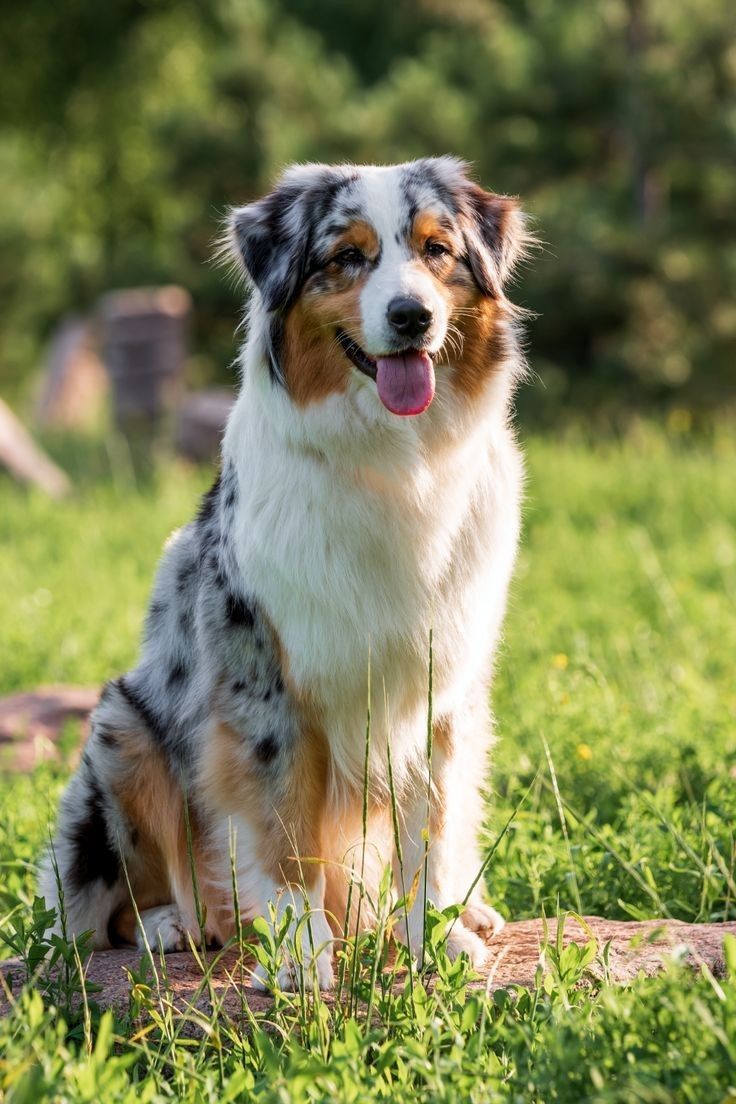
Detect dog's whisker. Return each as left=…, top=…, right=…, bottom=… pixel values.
left=316, top=316, right=364, bottom=331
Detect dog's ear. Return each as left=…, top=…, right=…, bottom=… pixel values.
left=228, top=181, right=310, bottom=314
left=460, top=183, right=529, bottom=299
left=227, top=165, right=352, bottom=314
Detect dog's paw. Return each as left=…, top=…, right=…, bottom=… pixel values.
left=136, top=904, right=191, bottom=953
left=397, top=906, right=490, bottom=972
left=252, top=941, right=334, bottom=993
left=462, top=900, right=505, bottom=937
left=250, top=892, right=335, bottom=993
left=446, top=922, right=490, bottom=970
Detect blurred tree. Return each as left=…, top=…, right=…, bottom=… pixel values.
left=0, top=0, right=733, bottom=413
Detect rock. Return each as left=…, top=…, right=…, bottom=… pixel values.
left=36, top=316, right=107, bottom=430
left=2, top=916, right=733, bottom=1022
left=175, top=388, right=235, bottom=462
left=477, top=915, right=735, bottom=988
left=0, top=686, right=97, bottom=771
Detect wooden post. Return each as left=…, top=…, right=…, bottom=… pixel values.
left=98, top=286, right=191, bottom=473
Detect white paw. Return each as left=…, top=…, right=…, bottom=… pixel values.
left=136, top=904, right=190, bottom=953
left=252, top=942, right=334, bottom=993
left=462, top=899, right=505, bottom=937
left=250, top=889, right=334, bottom=993
left=446, top=922, right=489, bottom=970
left=397, top=901, right=493, bottom=971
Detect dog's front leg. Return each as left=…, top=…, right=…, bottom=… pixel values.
left=249, top=865, right=334, bottom=993
left=393, top=716, right=500, bottom=971
left=246, top=758, right=334, bottom=993
left=202, top=719, right=334, bottom=991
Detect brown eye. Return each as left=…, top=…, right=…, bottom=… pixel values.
left=425, top=240, right=451, bottom=259
left=331, top=246, right=366, bottom=267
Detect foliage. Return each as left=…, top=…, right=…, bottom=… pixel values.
left=0, top=421, right=735, bottom=1098
left=2, top=915, right=736, bottom=1102
left=0, top=0, right=734, bottom=413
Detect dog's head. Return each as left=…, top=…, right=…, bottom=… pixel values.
left=227, top=157, right=529, bottom=422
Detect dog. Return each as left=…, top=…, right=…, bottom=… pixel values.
left=40, top=156, right=530, bottom=990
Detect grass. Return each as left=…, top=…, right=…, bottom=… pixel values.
left=1, top=417, right=735, bottom=1101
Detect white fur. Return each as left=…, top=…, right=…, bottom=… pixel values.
left=251, top=874, right=334, bottom=992
left=225, top=167, right=522, bottom=794
left=137, top=904, right=190, bottom=953
left=357, top=171, right=451, bottom=356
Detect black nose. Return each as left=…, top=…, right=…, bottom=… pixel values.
left=387, top=296, right=433, bottom=341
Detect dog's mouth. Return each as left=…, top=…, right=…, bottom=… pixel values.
left=336, top=329, right=435, bottom=417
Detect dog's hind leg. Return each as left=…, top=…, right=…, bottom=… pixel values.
left=38, top=755, right=129, bottom=949
left=105, top=900, right=192, bottom=953
left=40, top=679, right=205, bottom=952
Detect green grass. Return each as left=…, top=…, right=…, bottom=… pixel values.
left=1, top=419, right=735, bottom=1102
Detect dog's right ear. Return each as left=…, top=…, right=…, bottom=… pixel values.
left=226, top=165, right=353, bottom=314
left=228, top=185, right=306, bottom=314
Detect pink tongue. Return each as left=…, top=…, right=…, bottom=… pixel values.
left=375, top=351, right=435, bottom=416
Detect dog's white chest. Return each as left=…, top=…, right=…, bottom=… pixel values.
left=229, top=421, right=521, bottom=785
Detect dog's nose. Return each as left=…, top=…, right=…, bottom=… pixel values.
left=387, top=297, right=433, bottom=341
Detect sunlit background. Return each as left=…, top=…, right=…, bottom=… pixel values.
left=1, top=0, right=734, bottom=428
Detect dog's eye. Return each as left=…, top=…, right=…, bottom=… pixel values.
left=330, top=246, right=366, bottom=267
left=425, top=240, right=451, bottom=259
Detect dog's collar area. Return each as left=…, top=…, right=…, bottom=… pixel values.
left=335, top=329, right=377, bottom=380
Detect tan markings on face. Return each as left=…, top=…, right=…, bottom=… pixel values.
left=448, top=285, right=507, bottom=402
left=415, top=245, right=506, bottom=404
left=410, top=211, right=456, bottom=262
left=282, top=297, right=353, bottom=409
left=282, top=221, right=380, bottom=408
left=409, top=210, right=497, bottom=390
left=329, top=219, right=380, bottom=261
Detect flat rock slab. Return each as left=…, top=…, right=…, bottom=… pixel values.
left=2, top=916, right=734, bottom=1021
left=0, top=687, right=97, bottom=770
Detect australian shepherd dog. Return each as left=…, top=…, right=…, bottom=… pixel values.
left=41, top=157, right=531, bottom=989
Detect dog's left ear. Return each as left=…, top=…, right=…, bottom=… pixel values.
left=461, top=184, right=529, bottom=299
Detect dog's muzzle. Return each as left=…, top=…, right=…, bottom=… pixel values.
left=336, top=330, right=436, bottom=417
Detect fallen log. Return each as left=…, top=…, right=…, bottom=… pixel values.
left=175, top=387, right=234, bottom=461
